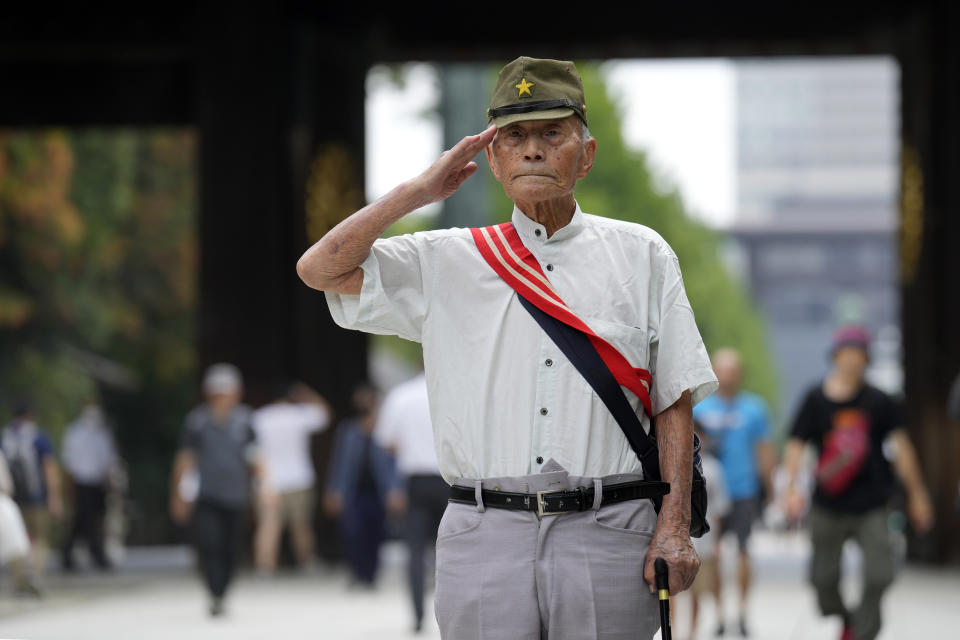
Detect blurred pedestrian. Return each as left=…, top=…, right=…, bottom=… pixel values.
left=374, top=369, right=444, bottom=632
left=324, top=383, right=400, bottom=588
left=0, top=449, right=42, bottom=597
left=252, top=381, right=331, bottom=573
left=783, top=325, right=934, bottom=640
left=60, top=400, right=119, bottom=571
left=688, top=425, right=731, bottom=639
left=169, top=363, right=268, bottom=617
left=0, top=399, right=62, bottom=580
left=692, top=348, right=775, bottom=636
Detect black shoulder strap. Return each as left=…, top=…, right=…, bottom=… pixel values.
left=516, top=296, right=661, bottom=478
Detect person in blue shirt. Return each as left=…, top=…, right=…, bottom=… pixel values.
left=693, top=348, right=775, bottom=637
left=1, top=399, right=62, bottom=582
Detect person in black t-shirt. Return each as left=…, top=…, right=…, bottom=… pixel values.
left=783, top=325, right=933, bottom=640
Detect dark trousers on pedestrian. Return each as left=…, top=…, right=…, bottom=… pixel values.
left=191, top=500, right=244, bottom=599
left=340, top=489, right=385, bottom=584
left=406, top=474, right=448, bottom=626
left=62, top=480, right=109, bottom=569
left=809, top=506, right=894, bottom=640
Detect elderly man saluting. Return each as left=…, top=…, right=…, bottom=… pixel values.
left=298, top=57, right=717, bottom=639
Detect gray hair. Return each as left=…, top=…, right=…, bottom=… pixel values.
left=580, top=119, right=592, bottom=144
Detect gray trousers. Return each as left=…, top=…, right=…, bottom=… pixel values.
left=809, top=506, right=895, bottom=640
left=434, top=463, right=660, bottom=640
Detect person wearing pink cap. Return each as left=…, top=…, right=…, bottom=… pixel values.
left=783, top=325, right=934, bottom=640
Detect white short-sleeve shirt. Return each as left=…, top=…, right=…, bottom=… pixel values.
left=252, top=403, right=329, bottom=493
left=326, top=203, right=718, bottom=484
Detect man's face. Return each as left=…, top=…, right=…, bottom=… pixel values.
left=486, top=116, right=596, bottom=206
left=712, top=350, right=742, bottom=396
left=206, top=390, right=241, bottom=413
left=833, top=346, right=869, bottom=380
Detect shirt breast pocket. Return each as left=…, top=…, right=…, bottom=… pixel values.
left=575, top=317, right=650, bottom=393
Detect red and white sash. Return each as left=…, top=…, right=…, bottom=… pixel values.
left=470, top=222, right=653, bottom=417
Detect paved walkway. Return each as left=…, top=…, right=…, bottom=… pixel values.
left=0, top=532, right=957, bottom=639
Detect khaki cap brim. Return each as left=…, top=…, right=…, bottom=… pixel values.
left=489, top=107, right=576, bottom=129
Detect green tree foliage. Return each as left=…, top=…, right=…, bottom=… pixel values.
left=0, top=130, right=197, bottom=539
left=487, top=64, right=778, bottom=410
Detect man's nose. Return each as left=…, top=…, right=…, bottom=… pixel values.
left=522, top=137, right=544, bottom=161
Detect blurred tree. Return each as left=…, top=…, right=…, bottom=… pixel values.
left=487, top=64, right=779, bottom=413
left=0, top=129, right=197, bottom=541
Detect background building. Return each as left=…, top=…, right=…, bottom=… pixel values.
left=730, top=57, right=902, bottom=423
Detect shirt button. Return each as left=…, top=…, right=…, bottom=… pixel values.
left=540, top=407, right=548, bottom=416
left=546, top=264, right=554, bottom=271
left=535, top=229, right=542, bottom=237
left=545, top=358, right=553, bottom=366
left=536, top=456, right=544, bottom=464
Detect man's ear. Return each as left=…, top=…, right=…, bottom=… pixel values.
left=577, top=137, right=597, bottom=179
left=486, top=144, right=501, bottom=181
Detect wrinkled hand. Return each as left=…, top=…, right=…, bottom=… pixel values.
left=908, top=489, right=934, bottom=533
left=410, top=125, right=497, bottom=207
left=643, top=525, right=700, bottom=595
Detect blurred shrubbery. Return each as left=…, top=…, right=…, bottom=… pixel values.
left=0, top=129, right=197, bottom=540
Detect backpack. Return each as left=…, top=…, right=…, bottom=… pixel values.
left=1, top=423, right=42, bottom=504
left=816, top=409, right=870, bottom=496
left=7, top=454, right=33, bottom=504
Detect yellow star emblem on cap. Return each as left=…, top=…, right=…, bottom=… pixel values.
left=515, top=77, right=534, bottom=97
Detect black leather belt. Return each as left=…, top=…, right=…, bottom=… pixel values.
left=449, top=480, right=670, bottom=516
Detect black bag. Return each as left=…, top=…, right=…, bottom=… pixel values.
left=517, top=296, right=710, bottom=537
left=637, top=426, right=710, bottom=538
left=7, top=453, right=33, bottom=505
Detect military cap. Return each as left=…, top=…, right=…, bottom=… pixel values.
left=487, top=56, right=588, bottom=128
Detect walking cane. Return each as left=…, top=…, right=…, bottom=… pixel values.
left=655, top=557, right=672, bottom=640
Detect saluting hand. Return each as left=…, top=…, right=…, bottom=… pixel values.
left=410, top=125, right=497, bottom=207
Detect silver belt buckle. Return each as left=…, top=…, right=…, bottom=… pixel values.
left=536, top=488, right=567, bottom=516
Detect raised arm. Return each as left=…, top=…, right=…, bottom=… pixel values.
left=643, top=389, right=699, bottom=595
left=296, top=126, right=497, bottom=294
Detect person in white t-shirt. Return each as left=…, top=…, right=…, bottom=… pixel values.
left=252, top=382, right=331, bottom=572
left=375, top=370, right=445, bottom=633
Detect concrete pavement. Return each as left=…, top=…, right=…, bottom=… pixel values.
left=1, top=531, right=958, bottom=639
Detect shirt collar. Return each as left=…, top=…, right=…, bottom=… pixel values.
left=511, top=201, right=587, bottom=245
